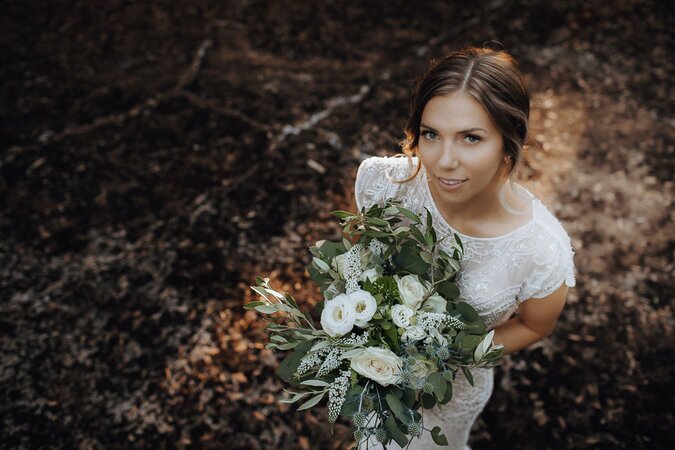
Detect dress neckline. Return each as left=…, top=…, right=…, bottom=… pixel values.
left=421, top=166, right=538, bottom=241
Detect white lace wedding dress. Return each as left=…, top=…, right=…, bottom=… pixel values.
left=354, top=155, right=576, bottom=450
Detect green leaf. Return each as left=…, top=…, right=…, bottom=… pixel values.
left=339, top=383, right=364, bottom=416
left=460, top=334, right=483, bottom=350
left=452, top=302, right=481, bottom=324
left=421, top=392, right=436, bottom=409
left=393, top=241, right=430, bottom=275
left=427, top=372, right=447, bottom=401
left=474, top=330, right=495, bottom=363
left=436, top=281, right=460, bottom=302
left=385, top=392, right=411, bottom=424
left=297, top=392, right=325, bottom=411
left=396, top=206, right=422, bottom=224
left=453, top=233, right=464, bottom=252
left=279, top=391, right=309, bottom=404
left=251, top=285, right=273, bottom=302
left=440, top=381, right=453, bottom=404
left=430, top=426, right=449, bottom=445
left=447, top=258, right=461, bottom=272
left=402, top=388, right=416, bottom=409
left=331, top=210, right=353, bottom=219
left=384, top=416, right=409, bottom=447
left=301, top=379, right=331, bottom=387
left=461, top=366, right=474, bottom=387
left=420, top=250, right=433, bottom=264
left=278, top=340, right=314, bottom=383
left=316, top=240, right=347, bottom=260
left=243, top=301, right=265, bottom=310
left=383, top=323, right=400, bottom=352
left=363, top=230, right=390, bottom=238
left=393, top=226, right=410, bottom=235
left=255, top=305, right=278, bottom=314
left=306, top=261, right=334, bottom=293
left=312, top=257, right=330, bottom=272
left=367, top=217, right=390, bottom=227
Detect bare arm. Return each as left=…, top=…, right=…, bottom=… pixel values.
left=491, top=282, right=569, bottom=356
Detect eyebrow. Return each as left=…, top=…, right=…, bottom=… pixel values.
left=420, top=123, right=487, bottom=134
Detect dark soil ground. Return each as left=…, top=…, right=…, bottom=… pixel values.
left=1, top=1, right=673, bottom=449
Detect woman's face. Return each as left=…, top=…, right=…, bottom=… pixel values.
left=417, top=90, right=508, bottom=212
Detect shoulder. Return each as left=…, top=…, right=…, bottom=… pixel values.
left=516, top=197, right=577, bottom=303
left=355, top=154, right=415, bottom=183
left=354, top=155, right=418, bottom=211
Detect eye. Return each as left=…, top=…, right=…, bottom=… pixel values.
left=421, top=130, right=439, bottom=141
left=463, top=134, right=481, bottom=144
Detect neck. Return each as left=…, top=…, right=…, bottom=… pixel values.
left=428, top=172, right=509, bottom=225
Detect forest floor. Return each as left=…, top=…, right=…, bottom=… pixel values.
left=1, top=1, right=673, bottom=449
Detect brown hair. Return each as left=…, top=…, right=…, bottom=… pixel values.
left=392, top=46, right=532, bottom=212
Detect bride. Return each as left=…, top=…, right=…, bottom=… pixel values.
left=355, top=46, right=576, bottom=449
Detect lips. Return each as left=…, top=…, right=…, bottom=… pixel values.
left=438, top=177, right=467, bottom=186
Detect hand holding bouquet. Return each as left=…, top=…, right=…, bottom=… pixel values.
left=246, top=199, right=504, bottom=448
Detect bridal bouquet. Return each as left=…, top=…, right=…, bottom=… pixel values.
left=246, top=199, right=503, bottom=448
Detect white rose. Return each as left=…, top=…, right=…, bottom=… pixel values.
left=395, top=274, right=429, bottom=310
left=422, top=293, right=447, bottom=313
left=320, top=294, right=356, bottom=337
left=408, top=356, right=438, bottom=388
left=391, top=304, right=415, bottom=329
left=402, top=325, right=427, bottom=342
left=350, top=289, right=377, bottom=327
left=349, top=347, right=402, bottom=387
left=359, top=267, right=382, bottom=283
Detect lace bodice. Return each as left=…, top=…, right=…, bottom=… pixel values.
left=354, top=155, right=577, bottom=330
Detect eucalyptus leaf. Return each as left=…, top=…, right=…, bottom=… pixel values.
left=421, top=392, right=436, bottom=409
left=393, top=241, right=430, bottom=275
left=427, top=372, right=447, bottom=401
left=431, top=426, right=449, bottom=445
left=385, top=392, right=410, bottom=424
left=384, top=416, right=409, bottom=447
left=339, top=384, right=364, bottom=416
left=440, top=381, right=453, bottom=404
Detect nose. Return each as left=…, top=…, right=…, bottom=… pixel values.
left=438, top=140, right=460, bottom=169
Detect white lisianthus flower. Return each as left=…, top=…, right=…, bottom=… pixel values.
left=331, top=247, right=370, bottom=278
left=331, top=253, right=350, bottom=278
left=395, top=274, right=429, bottom=310
left=391, top=304, right=415, bottom=329
left=429, top=328, right=448, bottom=347
left=349, top=347, right=402, bottom=386
left=359, top=266, right=382, bottom=283
left=320, top=294, right=356, bottom=337
left=350, top=289, right=377, bottom=327
left=422, top=293, right=447, bottom=313
left=402, top=325, right=427, bottom=342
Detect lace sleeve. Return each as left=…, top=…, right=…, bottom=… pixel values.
left=354, top=156, right=411, bottom=211
left=517, top=224, right=577, bottom=303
